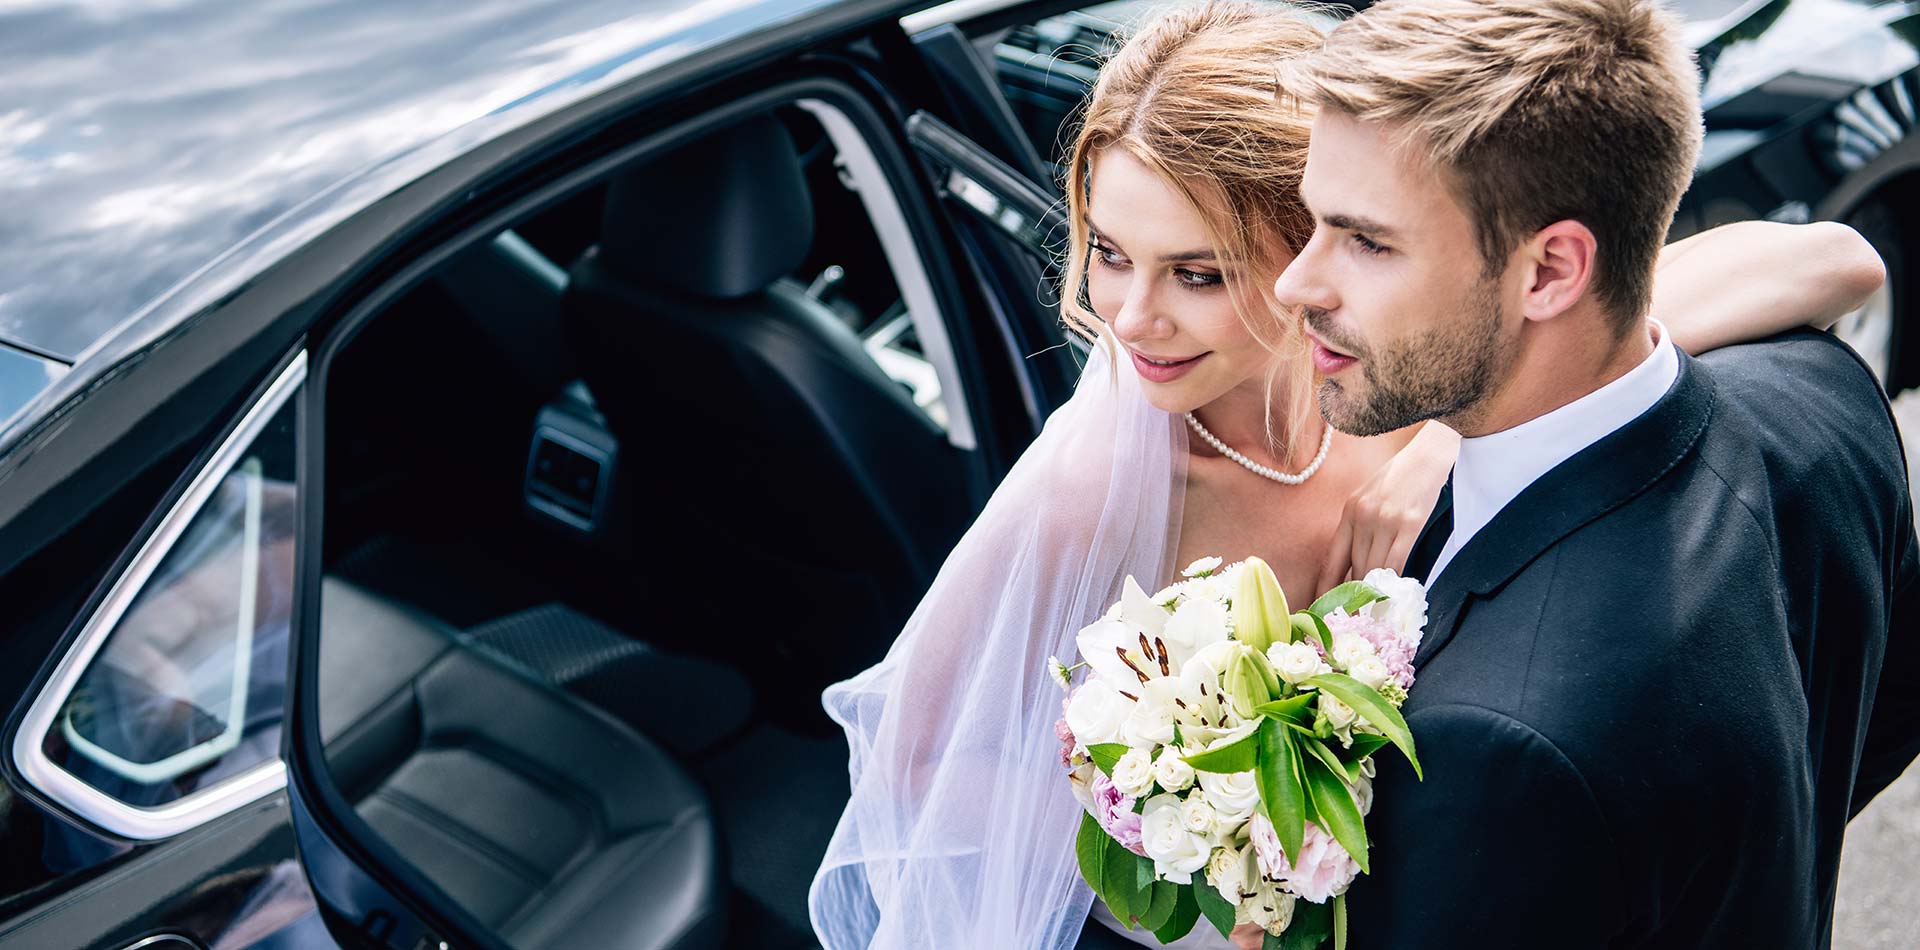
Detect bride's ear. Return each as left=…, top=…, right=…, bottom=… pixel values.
left=1518, top=220, right=1598, bottom=324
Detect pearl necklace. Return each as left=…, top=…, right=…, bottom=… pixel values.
left=1184, top=411, right=1333, bottom=486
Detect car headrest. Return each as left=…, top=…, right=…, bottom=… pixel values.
left=596, top=115, right=814, bottom=300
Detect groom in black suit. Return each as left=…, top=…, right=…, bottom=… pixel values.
left=1271, top=1, right=1919, bottom=947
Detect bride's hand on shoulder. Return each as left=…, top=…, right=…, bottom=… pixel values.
left=1318, top=422, right=1459, bottom=594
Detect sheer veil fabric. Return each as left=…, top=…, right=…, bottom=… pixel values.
left=810, top=345, right=1189, bottom=948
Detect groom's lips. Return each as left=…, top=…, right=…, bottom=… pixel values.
left=1306, top=330, right=1359, bottom=375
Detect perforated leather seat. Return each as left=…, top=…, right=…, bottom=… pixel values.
left=562, top=114, right=973, bottom=686
left=317, top=577, right=724, bottom=949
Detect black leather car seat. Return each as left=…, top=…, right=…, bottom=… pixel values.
left=562, top=114, right=972, bottom=688
left=317, top=577, right=724, bottom=949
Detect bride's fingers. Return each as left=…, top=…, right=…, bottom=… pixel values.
left=1320, top=514, right=1356, bottom=594
left=1355, top=526, right=1390, bottom=582
left=1386, top=522, right=1419, bottom=574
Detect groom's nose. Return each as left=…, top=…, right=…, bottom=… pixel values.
left=1273, top=230, right=1337, bottom=315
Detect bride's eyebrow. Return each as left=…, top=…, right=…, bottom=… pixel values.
left=1087, top=217, right=1216, bottom=264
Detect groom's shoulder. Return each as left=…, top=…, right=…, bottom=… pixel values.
left=1695, top=328, right=1896, bottom=444
left=1690, top=328, right=1907, bottom=502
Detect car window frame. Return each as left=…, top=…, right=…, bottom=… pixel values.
left=9, top=349, right=306, bottom=841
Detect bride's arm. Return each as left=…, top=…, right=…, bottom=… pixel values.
left=1655, top=220, right=1885, bottom=354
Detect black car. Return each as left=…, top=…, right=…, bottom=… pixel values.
left=0, top=1, right=1910, bottom=949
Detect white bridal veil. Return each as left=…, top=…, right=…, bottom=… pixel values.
left=810, top=344, right=1189, bottom=949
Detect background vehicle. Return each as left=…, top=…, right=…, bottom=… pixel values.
left=0, top=2, right=1911, bottom=949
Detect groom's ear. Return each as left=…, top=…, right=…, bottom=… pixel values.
left=1517, top=220, right=1598, bottom=324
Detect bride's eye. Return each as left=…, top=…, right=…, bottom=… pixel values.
left=1089, top=239, right=1127, bottom=269
left=1351, top=232, right=1390, bottom=256
left=1174, top=267, right=1223, bottom=288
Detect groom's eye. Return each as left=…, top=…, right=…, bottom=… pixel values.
left=1350, top=232, right=1391, bottom=256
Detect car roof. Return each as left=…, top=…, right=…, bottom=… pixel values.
left=0, top=0, right=879, bottom=376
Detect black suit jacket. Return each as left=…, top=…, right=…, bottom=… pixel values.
left=1347, top=331, right=1920, bottom=949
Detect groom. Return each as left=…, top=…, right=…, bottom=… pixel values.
left=1271, top=0, right=1919, bottom=946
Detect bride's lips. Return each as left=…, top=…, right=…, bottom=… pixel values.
left=1307, top=332, right=1359, bottom=375
left=1129, top=348, right=1210, bottom=383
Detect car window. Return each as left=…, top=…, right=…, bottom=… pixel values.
left=16, top=355, right=301, bottom=836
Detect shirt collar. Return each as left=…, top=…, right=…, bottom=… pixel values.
left=1434, top=320, right=1680, bottom=580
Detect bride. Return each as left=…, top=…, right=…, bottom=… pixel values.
left=808, top=2, right=1887, bottom=948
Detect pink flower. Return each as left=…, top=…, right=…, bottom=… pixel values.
left=1091, top=773, right=1146, bottom=856
left=1247, top=814, right=1360, bottom=904
left=1056, top=716, right=1077, bottom=768
left=1324, top=611, right=1415, bottom=691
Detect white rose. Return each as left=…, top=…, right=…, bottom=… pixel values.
left=1353, top=772, right=1375, bottom=816
left=1205, top=844, right=1252, bottom=902
left=1361, top=568, right=1428, bottom=649
left=1152, top=751, right=1196, bottom=792
left=1064, top=679, right=1132, bottom=746
left=1321, top=696, right=1358, bottom=732
left=1111, top=748, right=1156, bottom=798
left=1183, top=556, right=1224, bottom=577
left=1329, top=629, right=1376, bottom=670
left=1349, top=654, right=1392, bottom=691
left=1180, top=794, right=1219, bottom=838
left=1270, top=640, right=1330, bottom=686
left=1197, top=769, right=1263, bottom=824
left=1140, top=795, right=1212, bottom=884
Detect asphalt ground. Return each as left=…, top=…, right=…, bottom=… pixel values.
left=1831, top=387, right=1920, bottom=950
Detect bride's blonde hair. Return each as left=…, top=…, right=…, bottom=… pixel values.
left=1062, top=0, right=1326, bottom=453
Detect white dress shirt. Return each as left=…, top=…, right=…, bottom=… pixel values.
left=1428, top=322, right=1680, bottom=583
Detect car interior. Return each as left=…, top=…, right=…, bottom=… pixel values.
left=312, top=102, right=991, bottom=949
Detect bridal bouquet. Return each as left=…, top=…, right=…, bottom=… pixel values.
left=1051, top=557, right=1426, bottom=949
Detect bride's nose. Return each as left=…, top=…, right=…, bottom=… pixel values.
left=1110, top=276, right=1174, bottom=343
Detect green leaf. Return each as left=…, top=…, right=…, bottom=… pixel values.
left=1076, top=812, right=1109, bottom=895
left=1255, top=718, right=1306, bottom=864
left=1088, top=743, right=1130, bottom=776
left=1139, top=879, right=1178, bottom=932
left=1254, top=693, right=1316, bottom=724
left=1298, top=736, right=1352, bottom=790
left=1340, top=734, right=1392, bottom=762
left=1288, top=613, right=1325, bottom=653
left=1308, top=581, right=1385, bottom=619
left=1302, top=755, right=1369, bottom=874
left=1183, top=725, right=1260, bottom=774
left=1276, top=899, right=1334, bottom=950
left=1104, top=834, right=1140, bottom=923
left=1334, top=894, right=1348, bottom=950
left=1152, top=884, right=1201, bottom=944
left=1303, top=673, right=1422, bottom=780
left=1193, top=879, right=1238, bottom=939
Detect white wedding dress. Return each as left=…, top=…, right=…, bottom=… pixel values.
left=808, top=346, right=1236, bottom=949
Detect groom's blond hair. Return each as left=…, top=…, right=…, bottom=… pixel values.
left=1291, top=0, right=1704, bottom=331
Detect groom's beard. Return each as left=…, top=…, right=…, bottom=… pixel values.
left=1308, top=278, right=1511, bottom=437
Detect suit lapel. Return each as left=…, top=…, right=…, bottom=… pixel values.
left=1411, top=352, right=1718, bottom=670
left=1405, top=479, right=1453, bottom=584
